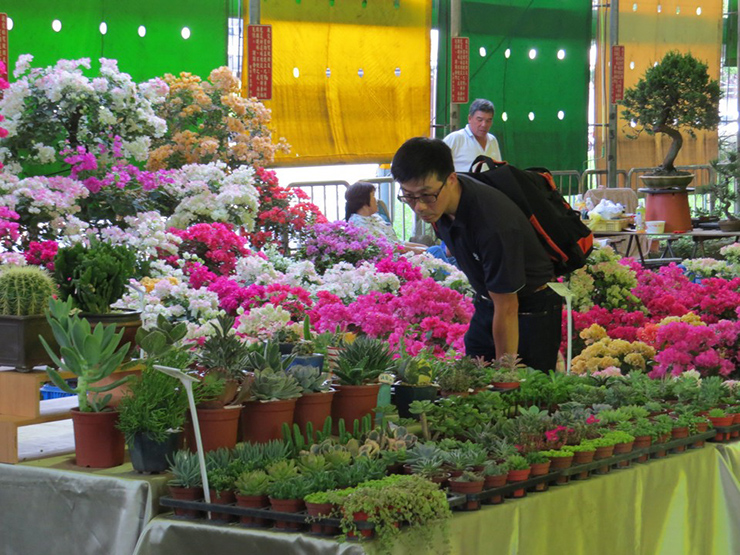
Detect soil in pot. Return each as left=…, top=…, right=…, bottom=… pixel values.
left=129, top=431, right=182, bottom=474
left=331, top=384, right=380, bottom=435
left=241, top=398, right=297, bottom=444
left=71, top=408, right=125, bottom=468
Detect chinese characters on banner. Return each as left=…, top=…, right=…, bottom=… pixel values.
left=611, top=45, right=625, bottom=104
left=247, top=24, right=272, bottom=100
left=451, top=37, right=469, bottom=104
left=0, top=14, right=8, bottom=81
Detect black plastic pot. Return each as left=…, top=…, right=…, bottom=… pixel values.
left=129, top=431, right=182, bottom=473
left=393, top=384, right=438, bottom=419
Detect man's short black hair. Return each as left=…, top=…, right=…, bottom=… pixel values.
left=391, top=137, right=455, bottom=185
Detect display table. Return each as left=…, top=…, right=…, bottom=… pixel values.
left=0, top=454, right=170, bottom=555
left=131, top=445, right=740, bottom=555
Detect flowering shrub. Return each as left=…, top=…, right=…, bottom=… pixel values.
left=721, top=242, right=740, bottom=265
left=566, top=306, right=649, bottom=356
left=0, top=60, right=8, bottom=168
left=171, top=222, right=252, bottom=276
left=0, top=56, right=167, bottom=175
left=147, top=67, right=289, bottom=170
left=568, top=246, right=643, bottom=312
left=298, top=220, right=395, bottom=275
left=245, top=168, right=327, bottom=252
left=24, top=240, right=59, bottom=271
left=681, top=257, right=737, bottom=280
left=0, top=207, right=19, bottom=249
left=570, top=324, right=655, bottom=375
left=235, top=304, right=293, bottom=341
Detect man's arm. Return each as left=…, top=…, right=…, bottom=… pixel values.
left=489, top=291, right=519, bottom=359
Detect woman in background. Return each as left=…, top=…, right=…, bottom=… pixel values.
left=345, top=182, right=427, bottom=254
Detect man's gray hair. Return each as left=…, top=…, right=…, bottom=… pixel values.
left=469, top=98, right=495, bottom=117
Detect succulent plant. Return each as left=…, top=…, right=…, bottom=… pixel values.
left=197, top=314, right=250, bottom=380
left=0, top=265, right=57, bottom=316
left=297, top=453, right=328, bottom=474
left=244, top=340, right=295, bottom=373
left=250, top=368, right=302, bottom=401
left=410, top=456, right=446, bottom=478
left=235, top=470, right=272, bottom=497
left=287, top=364, right=330, bottom=393
left=266, top=459, right=299, bottom=481
left=333, top=336, right=395, bottom=386
left=167, top=450, right=202, bottom=488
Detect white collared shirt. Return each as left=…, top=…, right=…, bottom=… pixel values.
left=443, top=124, right=502, bottom=173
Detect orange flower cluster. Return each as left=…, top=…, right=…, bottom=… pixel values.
left=148, top=67, right=289, bottom=170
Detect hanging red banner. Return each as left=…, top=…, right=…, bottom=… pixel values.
left=451, top=37, right=469, bottom=104
left=611, top=45, right=625, bottom=104
left=247, top=24, right=272, bottom=100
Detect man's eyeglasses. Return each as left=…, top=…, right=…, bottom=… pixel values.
left=397, top=175, right=449, bottom=206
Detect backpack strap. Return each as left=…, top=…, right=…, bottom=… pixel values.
left=469, top=155, right=507, bottom=174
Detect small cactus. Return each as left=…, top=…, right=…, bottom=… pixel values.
left=0, top=265, right=57, bottom=316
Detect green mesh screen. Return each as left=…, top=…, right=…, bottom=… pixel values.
left=2, top=0, right=227, bottom=81
left=437, top=0, right=592, bottom=173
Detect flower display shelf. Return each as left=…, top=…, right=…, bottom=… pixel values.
left=159, top=491, right=466, bottom=533
left=458, top=429, right=719, bottom=508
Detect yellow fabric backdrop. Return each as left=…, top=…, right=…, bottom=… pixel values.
left=595, top=0, right=723, bottom=176
left=244, top=0, right=431, bottom=166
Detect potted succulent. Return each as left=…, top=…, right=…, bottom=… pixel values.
left=393, top=349, right=439, bottom=419
left=40, top=297, right=134, bottom=468
left=189, top=314, right=250, bottom=452
left=239, top=341, right=302, bottom=443
left=331, top=336, right=395, bottom=434
left=53, top=238, right=141, bottom=346
left=287, top=316, right=325, bottom=370
left=235, top=469, right=272, bottom=527
left=304, top=490, right=338, bottom=536
left=449, top=470, right=485, bottom=510
left=620, top=50, right=721, bottom=188
left=707, top=408, right=733, bottom=441
left=436, top=360, right=474, bottom=398
left=539, top=449, right=575, bottom=484
left=489, top=353, right=522, bottom=390
left=205, top=448, right=237, bottom=521
left=167, top=449, right=204, bottom=518
left=504, top=454, right=531, bottom=498
left=0, top=264, right=58, bottom=370
left=482, top=461, right=508, bottom=504
left=288, top=363, right=335, bottom=438
left=266, top=472, right=313, bottom=531
left=117, top=316, right=190, bottom=473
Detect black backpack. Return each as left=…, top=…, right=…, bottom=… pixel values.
left=462, top=156, right=594, bottom=276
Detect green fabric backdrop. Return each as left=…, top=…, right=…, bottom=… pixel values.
left=1, top=0, right=227, bottom=81
left=436, top=0, right=592, bottom=173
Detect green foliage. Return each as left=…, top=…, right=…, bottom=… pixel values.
left=41, top=297, right=132, bottom=412
left=436, top=361, right=474, bottom=393
left=0, top=265, right=56, bottom=316
left=267, top=475, right=313, bottom=500
left=232, top=442, right=265, bottom=472
left=167, top=450, right=202, bottom=488
left=708, top=408, right=727, bottom=418
left=620, top=50, right=721, bottom=173
left=249, top=368, right=302, bottom=401
left=116, top=367, right=188, bottom=444
left=245, top=340, right=295, bottom=373
left=602, top=430, right=635, bottom=444
left=135, top=315, right=188, bottom=362
left=196, top=314, right=250, bottom=380
left=482, top=461, right=508, bottom=476
left=505, top=454, right=530, bottom=470
left=706, top=151, right=740, bottom=220
left=266, top=459, right=299, bottom=482
left=287, top=364, right=330, bottom=393
left=539, top=449, right=574, bottom=458
left=569, top=246, right=644, bottom=313
left=54, top=239, right=138, bottom=313
left=395, top=352, right=436, bottom=386
left=451, top=470, right=484, bottom=483
left=524, top=451, right=550, bottom=465
left=234, top=470, right=272, bottom=497
left=333, top=336, right=395, bottom=385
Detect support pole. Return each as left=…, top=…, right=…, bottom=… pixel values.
left=449, top=0, right=461, bottom=132
left=607, top=0, right=619, bottom=188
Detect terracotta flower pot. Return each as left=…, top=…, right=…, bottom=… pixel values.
left=692, top=422, right=709, bottom=448
left=491, top=381, right=520, bottom=390
left=732, top=413, right=740, bottom=438
left=241, top=398, right=297, bottom=444
left=634, top=434, right=653, bottom=461
left=235, top=493, right=269, bottom=527
left=71, top=408, right=125, bottom=468
left=185, top=406, right=241, bottom=453
left=593, top=445, right=615, bottom=474
left=506, top=468, right=531, bottom=498
left=572, top=449, right=595, bottom=479
left=671, top=426, right=689, bottom=452
left=347, top=510, right=375, bottom=539
left=169, top=485, right=204, bottom=518
left=529, top=460, right=551, bottom=491
left=293, top=391, right=335, bottom=438
left=331, top=383, right=381, bottom=434
left=548, top=454, right=574, bottom=484
left=449, top=479, right=485, bottom=510
left=269, top=497, right=306, bottom=530
left=208, top=489, right=236, bottom=522
left=708, top=415, right=734, bottom=441
left=305, top=501, right=337, bottom=535
left=483, top=473, right=507, bottom=505
left=613, top=441, right=634, bottom=467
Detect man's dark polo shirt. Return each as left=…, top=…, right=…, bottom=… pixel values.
left=434, top=174, right=553, bottom=299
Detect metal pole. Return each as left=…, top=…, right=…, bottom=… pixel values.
left=449, top=0, right=461, bottom=132
left=607, top=0, right=619, bottom=188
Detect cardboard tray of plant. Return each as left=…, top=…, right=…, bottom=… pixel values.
left=463, top=429, right=718, bottom=506
left=160, top=491, right=467, bottom=531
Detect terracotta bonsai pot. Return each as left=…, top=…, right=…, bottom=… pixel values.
left=186, top=405, right=241, bottom=453
left=71, top=408, right=125, bottom=468
left=241, top=398, right=297, bottom=444
left=235, top=493, right=269, bottom=527
left=491, top=381, right=520, bottom=390
left=269, top=497, right=306, bottom=530
left=208, top=489, right=236, bottom=522
left=169, top=485, right=204, bottom=518
left=483, top=473, right=507, bottom=505
left=293, top=391, right=335, bottom=438
left=331, top=383, right=381, bottom=434
left=449, top=478, right=485, bottom=510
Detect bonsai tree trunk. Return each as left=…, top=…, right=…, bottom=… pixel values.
left=653, top=123, right=682, bottom=174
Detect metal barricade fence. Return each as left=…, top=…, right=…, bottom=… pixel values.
left=287, top=180, right=350, bottom=222
left=551, top=170, right=582, bottom=206
left=579, top=169, right=630, bottom=193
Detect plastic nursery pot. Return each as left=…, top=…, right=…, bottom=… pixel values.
left=185, top=406, right=241, bottom=453
left=305, top=502, right=338, bottom=536
left=613, top=441, right=634, bottom=468
left=71, top=408, right=125, bottom=469
left=692, top=423, right=709, bottom=448
left=572, top=450, right=596, bottom=479
left=670, top=427, right=689, bottom=453
left=293, top=391, right=335, bottom=437
left=209, top=489, right=237, bottom=522
left=169, top=486, right=204, bottom=519
left=548, top=454, right=574, bottom=485
left=633, top=435, right=653, bottom=462
left=449, top=479, right=485, bottom=511
left=392, top=384, right=438, bottom=419
left=235, top=494, right=269, bottom=527
left=506, top=468, right=531, bottom=498
left=708, top=416, right=734, bottom=442
left=483, top=474, right=507, bottom=505
left=732, top=413, right=740, bottom=439
left=529, top=461, right=552, bottom=491
left=129, top=431, right=181, bottom=474
left=242, top=398, right=297, bottom=444
left=653, top=434, right=671, bottom=458
left=269, top=497, right=306, bottom=531
left=330, top=384, right=381, bottom=435
left=593, top=445, right=615, bottom=475
left=347, top=511, right=375, bottom=539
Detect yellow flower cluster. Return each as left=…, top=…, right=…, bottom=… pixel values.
left=141, top=276, right=179, bottom=293
left=571, top=324, right=656, bottom=375
left=657, top=312, right=705, bottom=327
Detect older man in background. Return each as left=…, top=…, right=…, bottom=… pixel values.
left=443, top=98, right=502, bottom=172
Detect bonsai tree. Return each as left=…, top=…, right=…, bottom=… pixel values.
left=620, top=50, right=721, bottom=175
